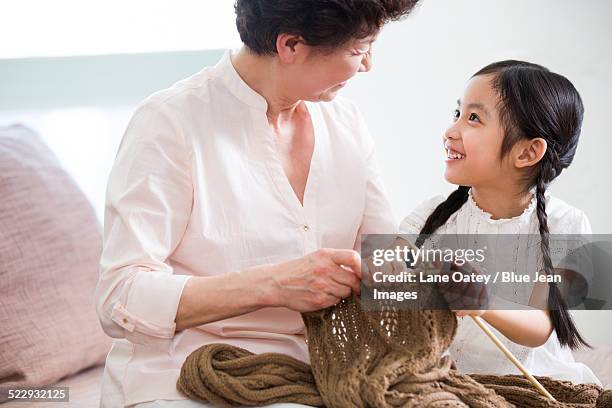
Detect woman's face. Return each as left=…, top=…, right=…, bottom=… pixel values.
left=290, top=37, right=375, bottom=102
left=443, top=74, right=511, bottom=187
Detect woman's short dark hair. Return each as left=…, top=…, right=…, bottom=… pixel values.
left=234, top=0, right=420, bottom=55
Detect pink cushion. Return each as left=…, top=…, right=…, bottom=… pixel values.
left=0, top=125, right=110, bottom=400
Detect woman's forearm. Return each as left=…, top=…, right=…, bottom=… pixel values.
left=481, top=309, right=553, bottom=347
left=174, top=248, right=362, bottom=332
left=175, top=264, right=278, bottom=332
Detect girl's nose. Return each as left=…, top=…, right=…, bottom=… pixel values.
left=445, top=125, right=461, bottom=141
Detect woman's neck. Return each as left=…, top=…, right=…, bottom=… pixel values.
left=471, top=185, right=533, bottom=220
left=230, top=46, right=302, bottom=127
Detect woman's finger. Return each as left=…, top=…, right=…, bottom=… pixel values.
left=331, top=265, right=361, bottom=295
left=316, top=293, right=341, bottom=309
left=330, top=249, right=362, bottom=279
left=323, top=279, right=353, bottom=300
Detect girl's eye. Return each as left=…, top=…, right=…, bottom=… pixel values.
left=468, top=112, right=480, bottom=122
left=452, top=109, right=460, bottom=120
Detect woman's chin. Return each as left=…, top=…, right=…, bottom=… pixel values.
left=303, top=92, right=337, bottom=103
left=317, top=89, right=341, bottom=102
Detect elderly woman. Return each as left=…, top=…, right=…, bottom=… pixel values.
left=96, top=1, right=419, bottom=407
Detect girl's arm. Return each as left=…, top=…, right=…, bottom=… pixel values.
left=478, top=309, right=553, bottom=347
left=457, top=279, right=554, bottom=347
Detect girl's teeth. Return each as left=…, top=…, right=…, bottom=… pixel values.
left=446, top=149, right=464, bottom=159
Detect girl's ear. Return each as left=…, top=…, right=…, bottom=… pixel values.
left=276, top=33, right=307, bottom=63
left=513, top=137, right=548, bottom=169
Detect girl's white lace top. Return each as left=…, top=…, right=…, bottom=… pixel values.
left=399, top=189, right=601, bottom=385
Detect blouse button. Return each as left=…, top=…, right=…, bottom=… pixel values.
left=302, top=225, right=310, bottom=232
left=122, top=318, right=129, bottom=324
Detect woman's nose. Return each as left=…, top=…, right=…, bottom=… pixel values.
left=359, top=50, right=372, bottom=72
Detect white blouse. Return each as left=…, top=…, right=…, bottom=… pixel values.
left=95, top=50, right=397, bottom=407
left=399, top=189, right=601, bottom=385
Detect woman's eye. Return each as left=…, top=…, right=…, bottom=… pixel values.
left=352, top=43, right=371, bottom=56
left=468, top=112, right=480, bottom=122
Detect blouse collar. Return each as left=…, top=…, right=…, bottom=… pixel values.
left=466, top=188, right=538, bottom=225
left=213, top=49, right=269, bottom=112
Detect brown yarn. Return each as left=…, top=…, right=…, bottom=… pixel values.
left=177, top=239, right=610, bottom=408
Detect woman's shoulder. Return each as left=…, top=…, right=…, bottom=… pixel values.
left=399, top=195, right=448, bottom=235
left=543, top=195, right=592, bottom=234
left=142, top=67, right=215, bottom=112
left=133, top=53, right=231, bottom=121
left=124, top=61, right=232, bottom=146
left=116, top=67, right=220, bottom=157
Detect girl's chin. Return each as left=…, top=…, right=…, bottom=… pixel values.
left=444, top=170, right=469, bottom=186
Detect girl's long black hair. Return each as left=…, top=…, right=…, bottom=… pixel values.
left=416, top=60, right=589, bottom=349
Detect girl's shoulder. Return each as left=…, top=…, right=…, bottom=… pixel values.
left=399, top=195, right=448, bottom=235
left=543, top=195, right=592, bottom=235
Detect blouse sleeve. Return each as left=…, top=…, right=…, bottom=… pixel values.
left=574, top=209, right=593, bottom=235
left=549, top=208, right=594, bottom=295
left=95, top=100, right=193, bottom=352
left=399, top=195, right=446, bottom=236
left=549, top=207, right=593, bottom=265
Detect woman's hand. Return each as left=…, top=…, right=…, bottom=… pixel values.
left=175, top=248, right=361, bottom=331
left=267, top=248, right=362, bottom=313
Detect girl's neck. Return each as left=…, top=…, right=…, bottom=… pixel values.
left=471, top=186, right=534, bottom=220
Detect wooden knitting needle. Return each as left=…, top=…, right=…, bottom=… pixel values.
left=470, top=315, right=556, bottom=401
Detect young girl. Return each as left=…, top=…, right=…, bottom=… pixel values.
left=400, top=60, right=601, bottom=385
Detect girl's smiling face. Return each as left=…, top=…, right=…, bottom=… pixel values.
left=443, top=74, right=510, bottom=187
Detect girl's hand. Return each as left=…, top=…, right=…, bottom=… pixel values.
left=436, top=259, right=489, bottom=313
left=362, top=248, right=409, bottom=288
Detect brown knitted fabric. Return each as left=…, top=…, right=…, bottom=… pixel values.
left=177, top=240, right=611, bottom=408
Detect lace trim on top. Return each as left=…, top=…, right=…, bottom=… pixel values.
left=467, top=188, right=537, bottom=226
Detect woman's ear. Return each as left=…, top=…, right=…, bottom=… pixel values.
left=276, top=33, right=306, bottom=63
left=513, top=137, right=548, bottom=169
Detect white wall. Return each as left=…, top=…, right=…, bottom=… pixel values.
left=0, top=1, right=240, bottom=58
